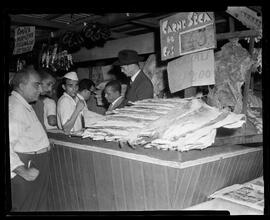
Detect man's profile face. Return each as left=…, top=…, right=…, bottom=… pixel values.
left=104, top=86, right=120, bottom=104
left=120, top=65, right=132, bottom=77
left=21, top=73, right=42, bottom=103
left=63, top=79, right=78, bottom=98
left=41, top=76, right=56, bottom=97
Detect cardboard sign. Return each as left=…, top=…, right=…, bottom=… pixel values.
left=160, top=12, right=216, bottom=60
left=167, top=49, right=215, bottom=93
left=226, top=7, right=262, bottom=31
left=13, top=26, right=35, bottom=55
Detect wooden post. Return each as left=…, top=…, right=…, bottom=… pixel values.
left=242, top=37, right=255, bottom=134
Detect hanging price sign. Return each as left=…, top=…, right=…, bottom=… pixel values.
left=160, top=12, right=216, bottom=60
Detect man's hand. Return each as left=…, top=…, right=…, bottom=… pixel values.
left=14, top=165, right=39, bottom=181
left=76, top=100, right=85, bottom=112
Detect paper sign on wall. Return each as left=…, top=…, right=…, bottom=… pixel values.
left=13, top=26, right=35, bottom=55
left=167, top=49, right=215, bottom=93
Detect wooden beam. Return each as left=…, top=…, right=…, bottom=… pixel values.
left=229, top=17, right=235, bottom=32
left=10, top=14, right=77, bottom=31
left=130, top=20, right=159, bottom=29
left=72, top=32, right=155, bottom=62
left=216, top=30, right=259, bottom=40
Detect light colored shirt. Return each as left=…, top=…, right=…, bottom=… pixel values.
left=131, top=69, right=141, bottom=82
left=77, top=93, right=87, bottom=110
left=9, top=91, right=50, bottom=178
left=57, top=92, right=82, bottom=132
left=43, top=97, right=57, bottom=130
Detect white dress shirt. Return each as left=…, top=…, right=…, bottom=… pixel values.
left=43, top=97, right=57, bottom=130
left=57, top=92, right=82, bottom=132
left=9, top=91, right=50, bottom=178
left=130, top=69, right=141, bottom=82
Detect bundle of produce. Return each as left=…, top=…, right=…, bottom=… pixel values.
left=207, top=38, right=254, bottom=113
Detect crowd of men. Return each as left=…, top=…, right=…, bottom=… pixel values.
left=8, top=49, right=154, bottom=211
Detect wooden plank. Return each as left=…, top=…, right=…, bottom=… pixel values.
left=173, top=167, right=191, bottom=209
left=192, top=161, right=211, bottom=205
left=92, top=152, right=116, bottom=211
left=121, top=158, right=136, bottom=210
left=143, top=163, right=156, bottom=210
left=61, top=147, right=74, bottom=210
left=206, top=159, right=222, bottom=195
left=182, top=164, right=203, bottom=208
left=76, top=148, right=99, bottom=211
left=128, top=160, right=147, bottom=210
left=55, top=146, right=68, bottom=210
left=214, top=134, right=262, bottom=146
left=166, top=167, right=178, bottom=207
left=151, top=165, right=170, bottom=210
left=72, top=32, right=155, bottom=62
left=216, top=30, right=259, bottom=40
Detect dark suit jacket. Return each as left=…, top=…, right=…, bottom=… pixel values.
left=107, top=96, right=127, bottom=111
left=125, top=71, right=154, bottom=102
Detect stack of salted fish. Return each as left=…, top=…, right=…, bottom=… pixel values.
left=82, top=98, right=246, bottom=151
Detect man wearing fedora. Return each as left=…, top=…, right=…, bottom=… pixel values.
left=114, top=49, right=153, bottom=102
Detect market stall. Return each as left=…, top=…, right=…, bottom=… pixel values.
left=7, top=8, right=263, bottom=213
left=47, top=129, right=262, bottom=211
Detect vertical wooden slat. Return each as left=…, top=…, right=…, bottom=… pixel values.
left=151, top=165, right=170, bottom=210
left=76, top=148, right=99, bottom=211
left=182, top=164, right=203, bottom=208
left=140, top=161, right=148, bottom=210
left=92, top=152, right=116, bottom=211
left=72, top=149, right=85, bottom=210
left=68, top=148, right=80, bottom=210
left=128, top=160, right=147, bottom=210
left=121, top=158, right=136, bottom=210
left=110, top=156, right=127, bottom=210
left=50, top=146, right=61, bottom=210
left=192, top=161, right=211, bottom=205
left=208, top=159, right=222, bottom=194
left=212, top=158, right=226, bottom=192
left=166, top=167, right=179, bottom=207
left=48, top=148, right=57, bottom=210
left=173, top=167, right=191, bottom=209
left=200, top=160, right=216, bottom=197
left=61, top=146, right=73, bottom=210
left=224, top=156, right=238, bottom=186
left=143, top=163, right=156, bottom=210
left=55, top=146, right=68, bottom=210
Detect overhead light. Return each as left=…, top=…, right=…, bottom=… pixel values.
left=126, top=13, right=130, bottom=17
left=83, top=22, right=87, bottom=26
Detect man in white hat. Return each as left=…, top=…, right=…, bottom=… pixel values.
left=57, top=71, right=85, bottom=134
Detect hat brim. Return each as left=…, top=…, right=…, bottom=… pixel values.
left=113, top=56, right=144, bottom=66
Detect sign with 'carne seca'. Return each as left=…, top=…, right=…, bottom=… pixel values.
left=160, top=12, right=216, bottom=60
left=13, top=26, right=35, bottom=55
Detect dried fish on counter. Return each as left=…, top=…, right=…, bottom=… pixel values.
left=82, top=98, right=245, bottom=152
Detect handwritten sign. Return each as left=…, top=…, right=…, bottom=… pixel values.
left=167, top=49, right=215, bottom=93
left=226, top=7, right=262, bottom=31
left=160, top=12, right=216, bottom=60
left=13, top=26, right=35, bottom=55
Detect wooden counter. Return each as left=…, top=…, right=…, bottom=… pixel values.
left=47, top=131, right=263, bottom=211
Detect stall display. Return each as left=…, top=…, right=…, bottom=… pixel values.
left=207, top=38, right=254, bottom=113
left=82, top=98, right=245, bottom=151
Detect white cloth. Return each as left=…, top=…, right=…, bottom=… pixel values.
left=77, top=93, right=87, bottom=111
left=109, top=95, right=124, bottom=110
left=131, top=69, right=141, bottom=82
left=9, top=91, right=50, bottom=178
left=57, top=92, right=82, bottom=132
left=63, top=71, right=78, bottom=81
left=43, top=97, right=57, bottom=130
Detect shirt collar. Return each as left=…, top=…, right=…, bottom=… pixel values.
left=131, top=69, right=141, bottom=82
left=77, top=93, right=84, bottom=100
left=111, top=95, right=123, bottom=107
left=11, top=91, right=33, bottom=112
left=63, top=92, right=79, bottom=102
